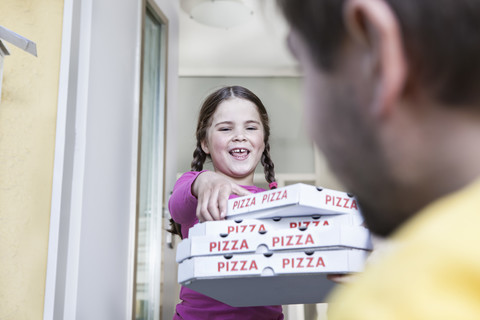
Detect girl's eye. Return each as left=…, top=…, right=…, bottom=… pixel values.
left=218, top=127, right=231, bottom=132
left=246, top=126, right=258, bottom=130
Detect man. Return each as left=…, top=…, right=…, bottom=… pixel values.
left=278, top=0, right=480, bottom=318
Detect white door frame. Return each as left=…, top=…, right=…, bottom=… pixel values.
left=44, top=0, right=143, bottom=318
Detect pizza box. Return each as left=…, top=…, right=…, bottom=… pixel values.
left=188, top=213, right=364, bottom=238
left=227, top=183, right=361, bottom=219
left=177, top=225, right=372, bottom=262
left=178, top=249, right=369, bottom=307
left=183, top=273, right=337, bottom=307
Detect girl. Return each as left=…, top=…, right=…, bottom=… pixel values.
left=168, top=86, right=283, bottom=320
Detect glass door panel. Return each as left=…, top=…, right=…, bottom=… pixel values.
left=135, top=7, right=166, bottom=320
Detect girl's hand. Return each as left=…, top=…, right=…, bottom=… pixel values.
left=192, top=171, right=251, bottom=222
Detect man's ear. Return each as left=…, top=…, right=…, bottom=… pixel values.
left=344, top=0, right=407, bottom=117
left=201, top=140, right=210, bottom=155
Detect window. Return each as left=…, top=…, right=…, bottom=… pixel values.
left=134, top=4, right=168, bottom=320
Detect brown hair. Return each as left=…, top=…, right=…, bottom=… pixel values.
left=278, top=0, right=480, bottom=105
left=168, top=86, right=276, bottom=238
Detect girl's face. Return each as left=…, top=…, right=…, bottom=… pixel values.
left=201, top=97, right=265, bottom=185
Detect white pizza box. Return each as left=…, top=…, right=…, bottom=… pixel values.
left=227, top=183, right=361, bottom=219
left=178, top=249, right=368, bottom=281
left=188, top=213, right=364, bottom=238
left=178, top=249, right=369, bottom=307
left=177, top=225, right=372, bottom=262
left=181, top=272, right=337, bottom=307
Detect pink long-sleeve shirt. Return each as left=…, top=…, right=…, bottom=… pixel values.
left=169, top=171, right=284, bottom=320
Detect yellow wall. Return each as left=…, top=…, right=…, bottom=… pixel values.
left=0, top=0, right=63, bottom=319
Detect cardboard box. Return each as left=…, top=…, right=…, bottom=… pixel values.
left=176, top=184, right=371, bottom=306
left=178, top=249, right=369, bottom=306
left=177, top=225, right=372, bottom=262
left=188, top=213, right=364, bottom=238
left=179, top=249, right=368, bottom=281
left=227, top=183, right=361, bottom=219
left=183, top=273, right=337, bottom=307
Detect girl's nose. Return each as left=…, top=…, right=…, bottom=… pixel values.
left=232, top=131, right=247, bottom=142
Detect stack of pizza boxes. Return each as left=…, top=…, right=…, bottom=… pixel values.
left=176, top=183, right=372, bottom=307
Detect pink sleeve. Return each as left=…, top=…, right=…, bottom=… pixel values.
left=168, top=170, right=207, bottom=228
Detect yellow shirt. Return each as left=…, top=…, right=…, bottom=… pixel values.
left=328, top=178, right=480, bottom=320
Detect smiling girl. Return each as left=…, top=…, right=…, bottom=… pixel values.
left=168, top=86, right=283, bottom=319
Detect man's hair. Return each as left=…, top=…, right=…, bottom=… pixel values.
left=279, top=0, right=480, bottom=106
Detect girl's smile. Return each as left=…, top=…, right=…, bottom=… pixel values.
left=201, top=97, right=265, bottom=185
left=229, top=148, right=250, bottom=160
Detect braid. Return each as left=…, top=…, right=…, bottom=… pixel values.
left=191, top=143, right=207, bottom=171
left=168, top=143, right=209, bottom=239
left=261, top=142, right=276, bottom=184
left=167, top=218, right=183, bottom=239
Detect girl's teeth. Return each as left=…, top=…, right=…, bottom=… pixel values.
left=232, top=149, right=247, bottom=153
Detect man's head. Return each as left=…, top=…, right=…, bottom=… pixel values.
left=279, top=0, right=480, bottom=236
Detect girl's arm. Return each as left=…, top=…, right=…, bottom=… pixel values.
left=169, top=171, right=251, bottom=225
left=168, top=171, right=206, bottom=225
